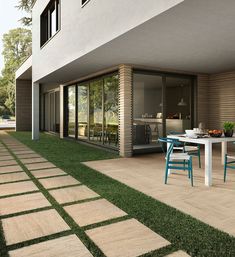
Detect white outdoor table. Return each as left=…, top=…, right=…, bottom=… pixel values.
left=167, top=135, right=235, bottom=186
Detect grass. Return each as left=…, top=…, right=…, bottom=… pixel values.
left=1, top=131, right=235, bottom=257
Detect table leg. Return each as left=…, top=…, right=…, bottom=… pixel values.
left=221, top=141, right=227, bottom=165
left=205, top=142, right=212, bottom=186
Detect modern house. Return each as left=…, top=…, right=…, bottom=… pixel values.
left=15, top=0, right=235, bottom=157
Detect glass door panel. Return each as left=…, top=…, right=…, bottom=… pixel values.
left=77, top=84, right=88, bottom=140
left=89, top=80, right=103, bottom=143
left=166, top=77, right=192, bottom=135
left=104, top=75, right=119, bottom=148
left=68, top=86, right=76, bottom=137
left=133, top=73, right=163, bottom=152
left=55, top=91, right=60, bottom=133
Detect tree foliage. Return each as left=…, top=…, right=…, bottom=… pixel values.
left=0, top=28, right=32, bottom=114
left=16, top=0, right=36, bottom=26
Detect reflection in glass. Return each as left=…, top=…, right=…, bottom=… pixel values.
left=133, top=73, right=163, bottom=152
left=77, top=85, right=88, bottom=140
left=89, top=80, right=103, bottom=143
left=68, top=86, right=76, bottom=137
left=166, top=77, right=192, bottom=134
left=104, top=75, right=119, bottom=148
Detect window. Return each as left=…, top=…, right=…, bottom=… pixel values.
left=41, top=0, right=60, bottom=47
left=81, top=0, right=90, bottom=7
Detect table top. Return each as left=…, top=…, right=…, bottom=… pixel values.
left=167, top=134, right=235, bottom=144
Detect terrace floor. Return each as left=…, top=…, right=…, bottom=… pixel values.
left=84, top=149, right=235, bottom=237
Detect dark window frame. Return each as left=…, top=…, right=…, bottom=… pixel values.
left=40, top=0, right=60, bottom=47
left=81, top=0, right=91, bottom=7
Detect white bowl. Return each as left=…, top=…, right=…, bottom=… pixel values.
left=185, top=130, right=197, bottom=138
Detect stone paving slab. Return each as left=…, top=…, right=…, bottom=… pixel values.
left=17, top=153, right=42, bottom=159
left=0, top=160, right=18, bottom=167
left=0, top=172, right=30, bottom=184
left=86, top=219, right=170, bottom=257
left=14, top=150, right=36, bottom=155
left=165, top=250, right=191, bottom=257
left=0, top=155, right=14, bottom=161
left=31, top=168, right=66, bottom=179
left=39, top=176, right=80, bottom=189
left=0, top=192, right=51, bottom=216
left=0, top=152, right=11, bottom=157
left=0, top=181, right=38, bottom=197
left=2, top=209, right=70, bottom=245
left=11, top=148, right=31, bottom=152
left=21, top=157, right=47, bottom=165
left=26, top=162, right=56, bottom=171
left=0, top=165, right=23, bottom=174
left=8, top=235, right=93, bottom=257
left=0, top=148, right=9, bottom=152
left=50, top=185, right=99, bottom=204
left=64, top=199, right=127, bottom=227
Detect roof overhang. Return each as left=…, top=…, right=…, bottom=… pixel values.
left=16, top=55, right=32, bottom=80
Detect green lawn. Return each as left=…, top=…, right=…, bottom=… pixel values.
left=1, top=132, right=235, bottom=257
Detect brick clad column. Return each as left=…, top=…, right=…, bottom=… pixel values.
left=119, top=65, right=133, bottom=157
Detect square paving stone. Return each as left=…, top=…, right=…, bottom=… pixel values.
left=0, top=181, right=38, bottom=197
left=0, top=160, right=18, bottom=167
left=0, top=155, right=14, bottom=161
left=26, top=162, right=56, bottom=171
left=0, top=192, right=51, bottom=216
left=39, top=176, right=80, bottom=189
left=31, top=168, right=66, bottom=178
left=64, top=199, right=127, bottom=227
left=0, top=172, right=30, bottom=184
left=86, top=219, right=170, bottom=257
left=15, top=150, right=36, bottom=155
left=2, top=209, right=70, bottom=245
left=50, top=185, right=99, bottom=204
left=0, top=165, right=23, bottom=174
left=18, top=153, right=42, bottom=159
left=21, top=157, right=47, bottom=165
left=165, top=250, right=191, bottom=257
left=9, top=235, right=93, bottom=257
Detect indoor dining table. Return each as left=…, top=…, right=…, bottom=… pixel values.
left=167, top=134, right=235, bottom=186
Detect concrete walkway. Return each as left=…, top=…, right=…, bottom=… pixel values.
left=0, top=132, right=190, bottom=257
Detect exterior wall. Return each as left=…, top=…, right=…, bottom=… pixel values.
left=119, top=65, right=133, bottom=157
left=32, top=0, right=183, bottom=82
left=16, top=80, right=32, bottom=131
left=208, top=71, right=235, bottom=129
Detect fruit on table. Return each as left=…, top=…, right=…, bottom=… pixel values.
left=209, top=130, right=223, bottom=134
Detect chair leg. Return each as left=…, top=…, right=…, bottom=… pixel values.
left=190, top=157, right=193, bottom=187
left=224, top=155, right=227, bottom=182
left=188, top=161, right=191, bottom=178
left=165, top=163, right=169, bottom=184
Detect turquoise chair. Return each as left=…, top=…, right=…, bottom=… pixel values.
left=168, top=131, right=201, bottom=168
left=159, top=138, right=194, bottom=186
left=224, top=142, right=235, bottom=182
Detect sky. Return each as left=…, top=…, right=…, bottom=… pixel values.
left=0, top=0, right=26, bottom=72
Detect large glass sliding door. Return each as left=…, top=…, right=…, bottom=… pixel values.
left=133, top=70, right=195, bottom=153
left=66, top=73, right=119, bottom=150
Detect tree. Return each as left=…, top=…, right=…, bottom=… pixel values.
left=0, top=28, right=32, bottom=114
left=16, top=0, right=36, bottom=26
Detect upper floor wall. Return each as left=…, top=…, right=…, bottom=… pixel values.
left=32, top=0, right=184, bottom=82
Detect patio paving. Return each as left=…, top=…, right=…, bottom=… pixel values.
left=0, top=152, right=11, bottom=157
left=64, top=199, right=127, bottom=226
left=21, top=157, right=47, bottom=164
left=39, top=175, right=80, bottom=189
left=8, top=235, right=93, bottom=257
left=84, top=151, right=235, bottom=237
left=0, top=192, right=51, bottom=216
left=0, top=172, right=30, bottom=184
left=165, top=250, right=191, bottom=257
left=25, top=162, right=56, bottom=171
left=14, top=150, right=36, bottom=155
left=0, top=155, right=14, bottom=161
left=2, top=209, right=70, bottom=245
left=0, top=181, right=38, bottom=197
left=17, top=153, right=42, bottom=159
left=31, top=167, right=66, bottom=178
left=50, top=185, right=99, bottom=204
left=86, top=218, right=170, bottom=257
left=0, top=165, right=23, bottom=174
left=0, top=160, right=18, bottom=167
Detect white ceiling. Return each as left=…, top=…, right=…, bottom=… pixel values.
left=38, top=0, right=235, bottom=84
